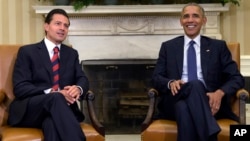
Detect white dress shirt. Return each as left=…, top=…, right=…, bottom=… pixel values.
left=181, top=35, right=205, bottom=85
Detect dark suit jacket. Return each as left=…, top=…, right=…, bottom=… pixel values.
left=8, top=40, right=89, bottom=125
left=152, top=36, right=245, bottom=121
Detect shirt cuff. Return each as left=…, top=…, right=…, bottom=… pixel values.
left=76, top=86, right=83, bottom=96
left=44, top=88, right=52, bottom=94
left=167, top=80, right=175, bottom=89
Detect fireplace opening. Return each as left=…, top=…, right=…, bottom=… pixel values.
left=80, top=59, right=156, bottom=134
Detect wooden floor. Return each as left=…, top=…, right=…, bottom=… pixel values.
left=106, top=134, right=140, bottom=141
left=246, top=104, right=250, bottom=124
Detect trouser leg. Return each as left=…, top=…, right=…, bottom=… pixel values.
left=17, top=93, right=86, bottom=141
left=175, top=100, right=198, bottom=141
left=175, top=80, right=220, bottom=141
left=42, top=116, right=61, bottom=141
left=47, top=93, right=86, bottom=141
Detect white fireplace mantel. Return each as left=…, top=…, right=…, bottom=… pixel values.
left=33, top=4, right=229, bottom=15
left=33, top=4, right=250, bottom=76
left=33, top=4, right=228, bottom=37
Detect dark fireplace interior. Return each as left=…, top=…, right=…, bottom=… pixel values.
left=80, top=59, right=156, bottom=134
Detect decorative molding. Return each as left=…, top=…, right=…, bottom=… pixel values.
left=33, top=4, right=229, bottom=15
left=69, top=16, right=185, bottom=36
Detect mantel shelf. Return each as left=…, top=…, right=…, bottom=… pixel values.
left=33, top=4, right=229, bottom=15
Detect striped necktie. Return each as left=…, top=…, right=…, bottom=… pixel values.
left=51, top=47, right=60, bottom=91
left=187, top=40, right=198, bottom=81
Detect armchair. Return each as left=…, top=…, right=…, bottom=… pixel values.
left=0, top=44, right=104, bottom=141
left=141, top=42, right=249, bottom=141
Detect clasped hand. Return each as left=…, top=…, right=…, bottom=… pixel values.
left=58, top=85, right=81, bottom=105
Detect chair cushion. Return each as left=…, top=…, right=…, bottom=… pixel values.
left=80, top=123, right=105, bottom=141
left=1, top=123, right=104, bottom=141
left=217, top=119, right=238, bottom=141
left=141, top=120, right=177, bottom=141
left=1, top=127, right=43, bottom=141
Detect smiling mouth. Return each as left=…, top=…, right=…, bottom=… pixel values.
left=57, top=33, right=64, bottom=36
left=187, top=25, right=195, bottom=29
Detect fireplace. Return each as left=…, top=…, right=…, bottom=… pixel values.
left=80, top=59, right=156, bottom=134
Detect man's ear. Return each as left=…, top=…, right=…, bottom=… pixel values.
left=180, top=18, right=183, bottom=27
left=44, top=23, right=49, bottom=32
left=202, top=16, right=207, bottom=26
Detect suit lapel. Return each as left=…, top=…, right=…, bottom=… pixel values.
left=200, top=37, right=211, bottom=81
left=37, top=41, right=54, bottom=83
left=59, top=45, right=70, bottom=75
left=175, top=37, right=185, bottom=78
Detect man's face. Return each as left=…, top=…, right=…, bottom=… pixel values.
left=180, top=5, right=207, bottom=39
left=44, top=14, right=69, bottom=44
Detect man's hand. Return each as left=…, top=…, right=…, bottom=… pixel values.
left=207, top=89, right=225, bottom=115
left=170, top=80, right=185, bottom=96
left=59, top=85, right=81, bottom=105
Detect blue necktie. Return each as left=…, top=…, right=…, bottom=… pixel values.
left=187, top=40, right=198, bottom=81
left=51, top=47, right=60, bottom=91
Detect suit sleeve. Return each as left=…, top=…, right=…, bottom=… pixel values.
left=73, top=50, right=89, bottom=100
left=152, top=42, right=172, bottom=94
left=218, top=41, right=245, bottom=95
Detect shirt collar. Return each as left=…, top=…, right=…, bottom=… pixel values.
left=44, top=37, right=61, bottom=53
left=184, top=35, right=201, bottom=47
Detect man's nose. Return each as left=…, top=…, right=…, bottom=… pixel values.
left=187, top=17, right=194, bottom=22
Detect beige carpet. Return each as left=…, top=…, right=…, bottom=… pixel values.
left=106, top=134, right=140, bottom=141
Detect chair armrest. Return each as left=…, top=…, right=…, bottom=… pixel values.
left=0, top=89, right=6, bottom=104
left=86, top=90, right=105, bottom=136
left=236, top=89, right=249, bottom=124
left=141, top=88, right=158, bottom=132
left=236, top=89, right=249, bottom=100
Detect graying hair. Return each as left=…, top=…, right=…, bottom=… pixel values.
left=181, top=2, right=205, bottom=17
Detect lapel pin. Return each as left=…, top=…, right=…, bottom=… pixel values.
left=206, top=49, right=210, bottom=52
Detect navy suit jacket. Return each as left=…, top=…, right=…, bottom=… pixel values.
left=152, top=36, right=245, bottom=121
left=8, top=40, right=89, bottom=125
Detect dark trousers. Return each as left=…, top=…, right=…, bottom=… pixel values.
left=16, top=93, right=86, bottom=141
left=174, top=80, right=220, bottom=141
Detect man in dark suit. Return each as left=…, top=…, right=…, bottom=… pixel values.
left=152, top=3, right=244, bottom=141
left=7, top=9, right=88, bottom=141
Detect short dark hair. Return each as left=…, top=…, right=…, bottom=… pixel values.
left=181, top=2, right=205, bottom=17
left=45, top=8, right=70, bottom=25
